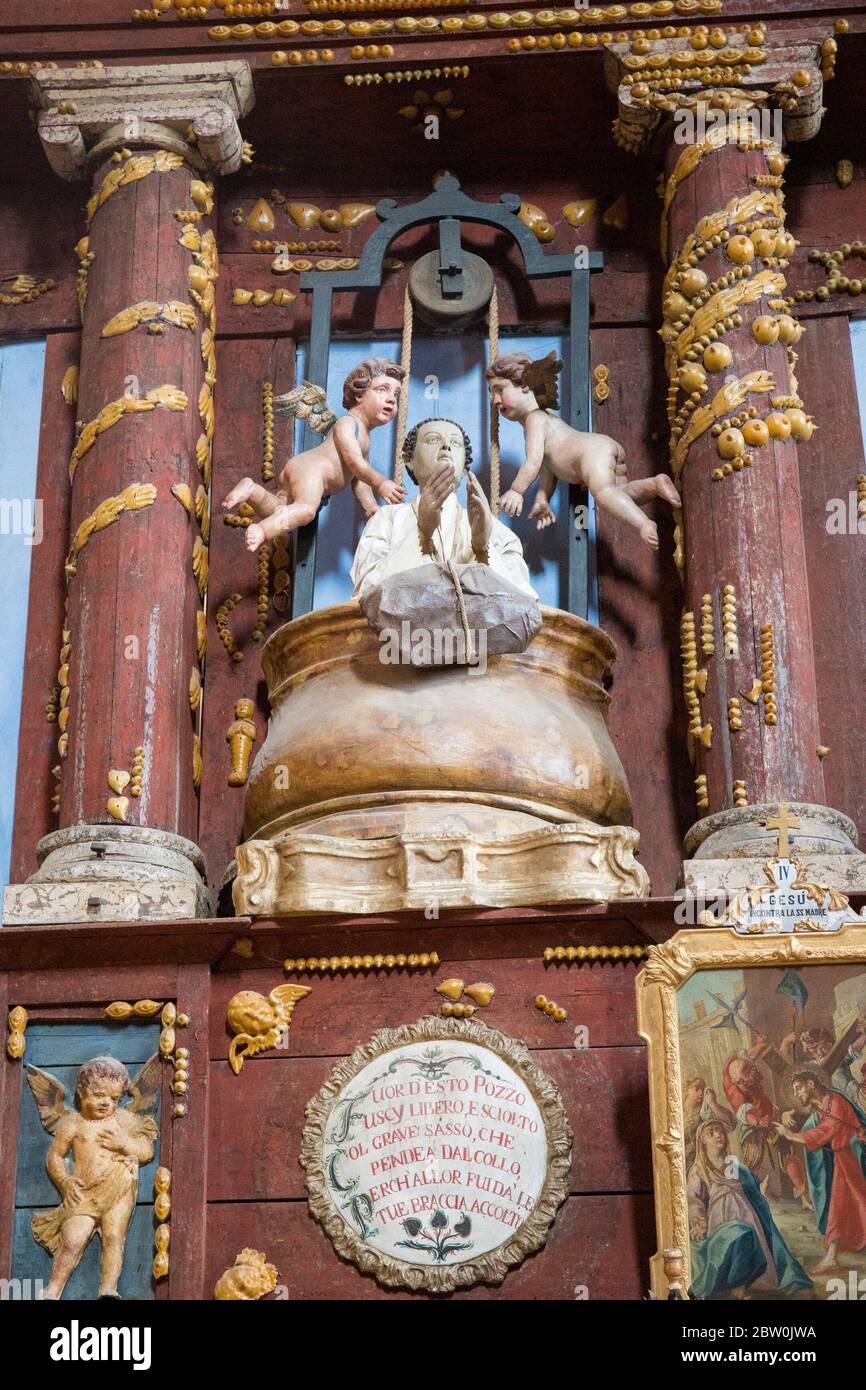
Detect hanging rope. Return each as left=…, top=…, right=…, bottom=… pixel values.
left=394, top=285, right=413, bottom=486
left=487, top=285, right=500, bottom=513
left=446, top=559, right=475, bottom=666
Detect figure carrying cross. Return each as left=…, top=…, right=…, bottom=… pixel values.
left=764, top=803, right=801, bottom=859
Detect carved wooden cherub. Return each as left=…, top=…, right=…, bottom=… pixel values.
left=25, top=1054, right=161, bottom=1300
left=486, top=351, right=680, bottom=549
left=223, top=357, right=408, bottom=553
left=226, top=697, right=257, bottom=787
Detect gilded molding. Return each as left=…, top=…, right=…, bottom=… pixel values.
left=542, top=944, right=648, bottom=961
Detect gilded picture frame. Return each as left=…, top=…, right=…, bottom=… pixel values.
left=636, top=922, right=866, bottom=1300
left=300, top=1014, right=572, bottom=1293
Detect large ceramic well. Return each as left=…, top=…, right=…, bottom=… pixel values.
left=235, top=602, right=649, bottom=913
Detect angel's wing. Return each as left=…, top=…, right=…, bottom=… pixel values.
left=25, top=1064, right=69, bottom=1135
left=522, top=350, right=562, bottom=392
left=268, top=983, right=312, bottom=1026
left=127, top=1054, right=163, bottom=1114
left=273, top=381, right=337, bottom=435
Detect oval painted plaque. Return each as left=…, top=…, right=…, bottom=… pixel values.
left=301, top=1016, right=571, bottom=1292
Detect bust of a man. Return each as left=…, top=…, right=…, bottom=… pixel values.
left=350, top=417, right=537, bottom=601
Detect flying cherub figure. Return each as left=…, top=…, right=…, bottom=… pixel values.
left=223, top=357, right=407, bottom=553
left=486, top=351, right=680, bottom=549
left=25, top=1054, right=160, bottom=1300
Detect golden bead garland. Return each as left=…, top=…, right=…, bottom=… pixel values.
left=344, top=64, right=469, bottom=82
left=695, top=772, right=709, bottom=810
left=271, top=533, right=291, bottom=613
left=0, top=274, right=56, bottom=306
left=727, top=696, right=742, bottom=731
left=130, top=745, right=145, bottom=797
left=253, top=543, right=271, bottom=643
left=534, top=994, right=567, bottom=1022
left=284, top=951, right=440, bottom=971
left=789, top=244, right=866, bottom=308
left=262, top=382, right=274, bottom=482
left=251, top=239, right=340, bottom=253
left=441, top=1001, right=475, bottom=1018
left=733, top=778, right=748, bottom=807
left=700, top=593, right=715, bottom=656
left=760, top=623, right=777, bottom=725
left=216, top=593, right=245, bottom=663
left=721, top=584, right=738, bottom=658
left=543, top=944, right=649, bottom=962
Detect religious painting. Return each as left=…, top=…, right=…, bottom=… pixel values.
left=637, top=923, right=866, bottom=1301
left=301, top=1015, right=571, bottom=1292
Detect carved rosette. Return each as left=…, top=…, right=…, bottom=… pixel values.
left=301, top=1015, right=572, bottom=1293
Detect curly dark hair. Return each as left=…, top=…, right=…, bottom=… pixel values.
left=342, top=357, right=405, bottom=410
left=401, top=417, right=473, bottom=484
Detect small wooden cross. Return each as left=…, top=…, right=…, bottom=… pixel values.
left=764, top=803, right=801, bottom=858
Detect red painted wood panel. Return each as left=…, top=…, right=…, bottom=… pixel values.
left=593, top=324, right=692, bottom=895
left=203, top=1192, right=655, bottom=1299
left=167, top=963, right=211, bottom=1299
left=3, top=964, right=179, bottom=1006
left=795, top=311, right=866, bottom=850
left=209, top=956, right=644, bottom=1056
left=200, top=333, right=295, bottom=898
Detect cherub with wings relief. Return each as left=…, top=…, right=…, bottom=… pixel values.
left=223, top=357, right=407, bottom=553
left=25, top=1054, right=160, bottom=1300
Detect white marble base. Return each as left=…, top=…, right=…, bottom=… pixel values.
left=3, top=823, right=213, bottom=925
left=681, top=853, right=866, bottom=897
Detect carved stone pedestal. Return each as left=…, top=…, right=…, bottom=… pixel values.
left=681, top=803, right=866, bottom=895
left=3, top=825, right=213, bottom=925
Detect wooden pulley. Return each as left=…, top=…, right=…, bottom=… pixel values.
left=408, top=249, right=494, bottom=330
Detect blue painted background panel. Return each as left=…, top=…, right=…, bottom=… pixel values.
left=0, top=339, right=46, bottom=912
left=22, top=1021, right=162, bottom=1068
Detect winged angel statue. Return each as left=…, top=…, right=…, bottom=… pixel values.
left=24, top=1054, right=161, bottom=1300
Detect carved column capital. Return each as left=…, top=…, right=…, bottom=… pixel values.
left=604, top=28, right=836, bottom=155
left=29, top=60, right=254, bottom=180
